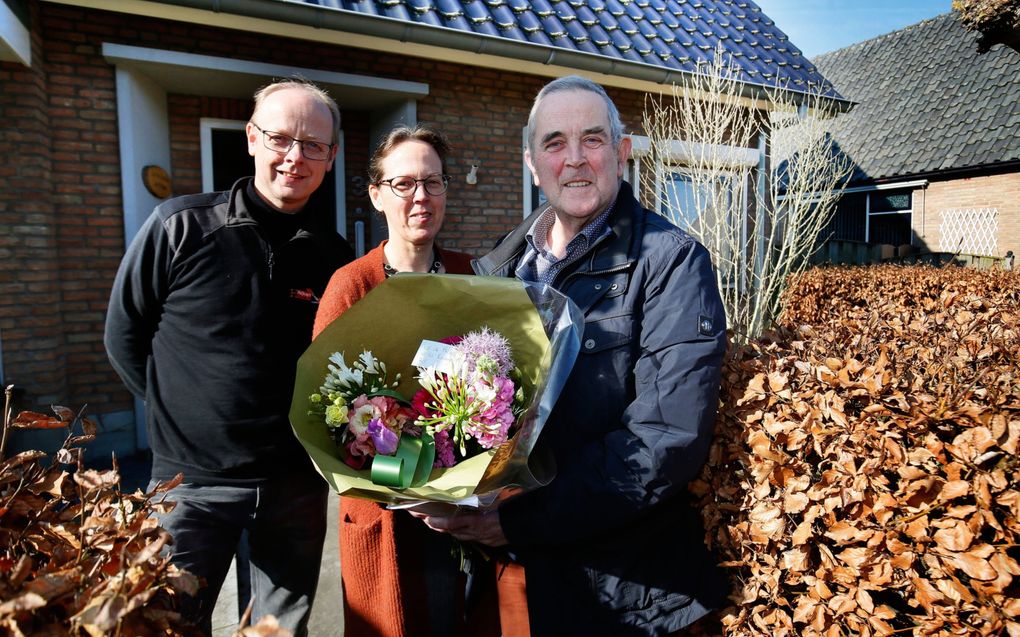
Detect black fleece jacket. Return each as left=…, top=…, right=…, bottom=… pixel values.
left=104, top=178, right=353, bottom=484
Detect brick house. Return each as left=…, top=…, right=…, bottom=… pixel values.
left=0, top=0, right=839, bottom=459
left=813, top=12, right=1020, bottom=262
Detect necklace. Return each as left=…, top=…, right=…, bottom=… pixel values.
left=383, top=250, right=443, bottom=278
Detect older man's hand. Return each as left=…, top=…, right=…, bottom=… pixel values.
left=411, top=508, right=509, bottom=547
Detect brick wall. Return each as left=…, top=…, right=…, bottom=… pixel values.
left=913, top=171, right=1020, bottom=258
left=2, top=1, right=657, bottom=432
left=167, top=95, right=251, bottom=197
left=0, top=1, right=63, bottom=407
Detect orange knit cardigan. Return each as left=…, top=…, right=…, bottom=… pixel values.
left=312, top=242, right=502, bottom=637
left=313, top=241, right=475, bottom=338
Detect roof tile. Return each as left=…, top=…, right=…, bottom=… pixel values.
left=814, top=13, right=1020, bottom=181
left=294, top=0, right=839, bottom=96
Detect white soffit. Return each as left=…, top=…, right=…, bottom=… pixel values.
left=101, top=43, right=429, bottom=109
left=1, top=2, right=31, bottom=66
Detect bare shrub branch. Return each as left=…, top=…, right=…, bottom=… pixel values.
left=643, top=46, right=853, bottom=340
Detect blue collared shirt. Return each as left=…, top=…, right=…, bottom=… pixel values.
left=515, top=203, right=615, bottom=285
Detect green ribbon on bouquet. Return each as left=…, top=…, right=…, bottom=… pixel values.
left=369, top=432, right=435, bottom=489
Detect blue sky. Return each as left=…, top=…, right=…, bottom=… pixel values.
left=754, top=0, right=953, bottom=58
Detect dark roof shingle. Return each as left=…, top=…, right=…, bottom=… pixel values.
left=813, top=12, right=1020, bottom=184
left=294, top=0, right=840, bottom=97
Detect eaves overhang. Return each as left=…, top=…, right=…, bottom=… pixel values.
left=1, top=0, right=31, bottom=66
left=45, top=0, right=853, bottom=113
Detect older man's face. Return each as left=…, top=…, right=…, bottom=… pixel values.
left=247, top=87, right=336, bottom=214
left=525, top=89, right=631, bottom=227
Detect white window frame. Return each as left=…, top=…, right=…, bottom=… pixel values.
left=200, top=118, right=247, bottom=192
left=521, top=126, right=538, bottom=217
left=862, top=189, right=913, bottom=245
left=630, top=134, right=756, bottom=290
left=799, top=180, right=926, bottom=245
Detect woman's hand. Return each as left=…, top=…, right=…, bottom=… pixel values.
left=410, top=508, right=508, bottom=547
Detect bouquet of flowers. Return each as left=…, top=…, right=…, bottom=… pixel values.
left=308, top=327, right=528, bottom=475
left=412, top=328, right=526, bottom=467
left=290, top=274, right=582, bottom=507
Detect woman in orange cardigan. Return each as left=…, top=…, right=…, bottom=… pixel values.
left=313, top=124, right=528, bottom=637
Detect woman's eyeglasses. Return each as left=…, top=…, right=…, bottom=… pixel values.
left=376, top=175, right=450, bottom=198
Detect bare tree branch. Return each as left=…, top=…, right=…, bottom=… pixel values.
left=643, top=47, right=853, bottom=340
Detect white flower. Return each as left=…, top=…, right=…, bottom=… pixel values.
left=471, top=380, right=497, bottom=405
left=348, top=402, right=376, bottom=436
left=359, top=350, right=381, bottom=374
left=328, top=352, right=351, bottom=375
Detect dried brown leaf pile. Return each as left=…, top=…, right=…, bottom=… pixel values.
left=691, top=265, right=1020, bottom=636
left=0, top=401, right=201, bottom=636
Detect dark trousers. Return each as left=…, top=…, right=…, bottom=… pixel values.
left=150, top=475, right=328, bottom=636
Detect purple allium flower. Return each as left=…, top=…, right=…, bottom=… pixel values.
left=457, top=327, right=514, bottom=377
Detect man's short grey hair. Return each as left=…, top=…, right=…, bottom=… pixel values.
left=526, top=75, right=625, bottom=152
left=252, top=78, right=341, bottom=146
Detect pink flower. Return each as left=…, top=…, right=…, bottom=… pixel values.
left=344, top=394, right=415, bottom=460
left=348, top=395, right=376, bottom=437
left=414, top=329, right=524, bottom=464
left=494, top=375, right=515, bottom=403
left=371, top=396, right=415, bottom=435
left=345, top=432, right=374, bottom=468
left=433, top=429, right=457, bottom=468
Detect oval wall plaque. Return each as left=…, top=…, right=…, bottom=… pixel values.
left=142, top=165, right=172, bottom=199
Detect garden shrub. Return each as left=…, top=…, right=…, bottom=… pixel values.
left=693, top=265, right=1019, bottom=636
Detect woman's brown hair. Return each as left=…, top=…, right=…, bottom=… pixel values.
left=367, top=124, right=451, bottom=184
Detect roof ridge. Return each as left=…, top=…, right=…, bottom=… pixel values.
left=813, top=11, right=956, bottom=63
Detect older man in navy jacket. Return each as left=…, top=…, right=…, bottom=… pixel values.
left=420, top=75, right=729, bottom=636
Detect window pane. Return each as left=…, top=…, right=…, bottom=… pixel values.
left=211, top=129, right=254, bottom=191
left=871, top=189, right=912, bottom=212
left=660, top=171, right=701, bottom=230
left=658, top=169, right=743, bottom=289
left=659, top=171, right=738, bottom=229
left=869, top=212, right=912, bottom=245
left=823, top=192, right=866, bottom=242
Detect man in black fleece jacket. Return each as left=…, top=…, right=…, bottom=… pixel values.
left=104, top=79, right=353, bottom=635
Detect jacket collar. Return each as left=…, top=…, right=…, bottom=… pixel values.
left=586, top=180, right=637, bottom=274
left=227, top=177, right=326, bottom=243
left=226, top=177, right=258, bottom=226
left=473, top=180, right=640, bottom=277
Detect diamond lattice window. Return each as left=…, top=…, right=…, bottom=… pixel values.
left=939, top=208, right=998, bottom=256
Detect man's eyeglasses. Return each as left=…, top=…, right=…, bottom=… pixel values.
left=250, top=123, right=334, bottom=161
left=376, top=175, right=450, bottom=198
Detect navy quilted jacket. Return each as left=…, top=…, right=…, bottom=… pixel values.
left=473, top=181, right=729, bottom=636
